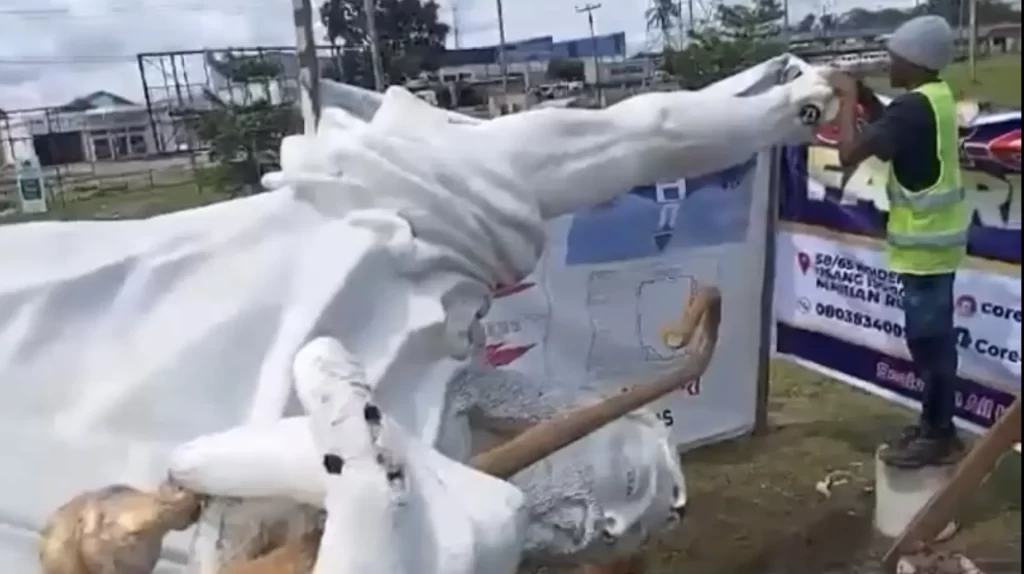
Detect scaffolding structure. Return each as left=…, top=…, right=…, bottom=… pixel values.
left=135, top=45, right=340, bottom=195
left=0, top=102, right=195, bottom=214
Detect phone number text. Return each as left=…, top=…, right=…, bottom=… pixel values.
left=815, top=302, right=905, bottom=339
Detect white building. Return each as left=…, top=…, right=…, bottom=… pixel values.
left=0, top=91, right=175, bottom=168
left=436, top=32, right=629, bottom=88
left=583, top=58, right=660, bottom=86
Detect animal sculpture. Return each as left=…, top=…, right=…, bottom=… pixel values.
left=39, top=481, right=202, bottom=574
left=37, top=286, right=720, bottom=574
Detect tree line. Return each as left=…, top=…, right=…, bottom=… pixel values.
left=193, top=0, right=1019, bottom=194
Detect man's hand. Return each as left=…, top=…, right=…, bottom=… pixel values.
left=827, top=70, right=859, bottom=100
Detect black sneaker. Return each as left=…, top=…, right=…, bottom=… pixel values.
left=890, top=424, right=922, bottom=448
left=881, top=435, right=965, bottom=469
left=887, top=425, right=965, bottom=452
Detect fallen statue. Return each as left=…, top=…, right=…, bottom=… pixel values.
left=20, top=56, right=838, bottom=573
left=40, top=286, right=720, bottom=574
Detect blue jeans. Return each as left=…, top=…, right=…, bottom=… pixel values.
left=901, top=273, right=958, bottom=439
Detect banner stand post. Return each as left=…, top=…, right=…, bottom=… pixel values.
left=753, top=147, right=781, bottom=435
left=292, top=0, right=321, bottom=134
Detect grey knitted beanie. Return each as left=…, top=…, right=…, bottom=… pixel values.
left=887, top=15, right=956, bottom=72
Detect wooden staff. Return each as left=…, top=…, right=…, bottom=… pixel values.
left=39, top=285, right=722, bottom=574
left=881, top=397, right=1021, bottom=573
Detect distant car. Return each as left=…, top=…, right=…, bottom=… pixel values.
left=414, top=90, right=438, bottom=106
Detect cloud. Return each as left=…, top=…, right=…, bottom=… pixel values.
left=0, top=0, right=296, bottom=109
left=451, top=0, right=649, bottom=49
left=0, top=0, right=898, bottom=110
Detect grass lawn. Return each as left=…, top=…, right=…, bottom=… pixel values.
left=943, top=54, right=1022, bottom=108
left=646, top=363, right=1021, bottom=574
left=0, top=181, right=232, bottom=224
left=865, top=53, right=1022, bottom=107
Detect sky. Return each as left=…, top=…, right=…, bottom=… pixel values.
left=0, top=0, right=910, bottom=110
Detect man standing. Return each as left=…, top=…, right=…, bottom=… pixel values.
left=829, top=15, right=969, bottom=468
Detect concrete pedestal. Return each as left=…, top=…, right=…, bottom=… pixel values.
left=874, top=446, right=958, bottom=541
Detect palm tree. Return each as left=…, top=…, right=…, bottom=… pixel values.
left=646, top=0, right=682, bottom=49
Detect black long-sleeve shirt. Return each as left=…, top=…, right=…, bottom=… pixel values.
left=855, top=81, right=943, bottom=193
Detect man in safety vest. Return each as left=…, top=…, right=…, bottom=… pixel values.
left=829, top=15, right=968, bottom=468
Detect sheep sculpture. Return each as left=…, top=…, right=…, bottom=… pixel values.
left=39, top=285, right=721, bottom=574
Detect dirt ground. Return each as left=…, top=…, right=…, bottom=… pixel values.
left=615, top=360, right=1021, bottom=574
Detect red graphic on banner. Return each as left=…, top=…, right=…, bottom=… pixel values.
left=986, top=128, right=1021, bottom=170
left=491, top=281, right=535, bottom=299
left=814, top=103, right=868, bottom=146
left=484, top=342, right=536, bottom=367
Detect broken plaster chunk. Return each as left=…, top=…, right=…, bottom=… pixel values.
left=897, top=550, right=983, bottom=574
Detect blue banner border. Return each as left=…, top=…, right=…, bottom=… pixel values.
left=776, top=322, right=1017, bottom=429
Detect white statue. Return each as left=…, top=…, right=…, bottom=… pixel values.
left=18, top=56, right=836, bottom=574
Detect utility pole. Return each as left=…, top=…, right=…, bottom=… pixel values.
left=675, top=0, right=694, bottom=46
left=292, top=0, right=321, bottom=133
left=364, top=0, right=386, bottom=91
left=967, top=0, right=978, bottom=83
left=576, top=3, right=604, bottom=107
left=452, top=4, right=461, bottom=49
left=782, top=0, right=790, bottom=43
left=675, top=0, right=684, bottom=47
left=496, top=0, right=509, bottom=102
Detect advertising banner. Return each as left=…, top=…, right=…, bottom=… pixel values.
left=487, top=154, right=772, bottom=447
left=775, top=110, right=1021, bottom=431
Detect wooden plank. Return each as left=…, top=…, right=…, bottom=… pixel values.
left=881, top=397, right=1022, bottom=573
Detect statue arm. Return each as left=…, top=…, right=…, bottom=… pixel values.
left=478, top=81, right=829, bottom=219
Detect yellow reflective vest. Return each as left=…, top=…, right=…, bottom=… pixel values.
left=885, top=81, right=969, bottom=275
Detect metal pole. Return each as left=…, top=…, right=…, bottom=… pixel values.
left=496, top=0, right=509, bottom=101
left=753, top=147, right=780, bottom=435
left=453, top=4, right=461, bottom=49
left=136, top=55, right=164, bottom=155
left=967, top=0, right=978, bottom=83
left=782, top=0, right=790, bottom=43
left=364, top=0, right=386, bottom=91
left=676, top=0, right=687, bottom=47
left=576, top=3, right=603, bottom=107
left=292, top=0, right=322, bottom=133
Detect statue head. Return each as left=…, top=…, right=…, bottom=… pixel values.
left=152, top=479, right=204, bottom=532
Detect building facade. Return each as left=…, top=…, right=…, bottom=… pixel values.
left=0, top=91, right=174, bottom=168
left=437, top=32, right=629, bottom=86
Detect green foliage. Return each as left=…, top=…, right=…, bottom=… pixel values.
left=687, top=0, right=1021, bottom=89
left=320, top=0, right=449, bottom=88
left=645, top=0, right=682, bottom=47
left=191, top=52, right=296, bottom=196
left=716, top=0, right=784, bottom=38
left=795, top=13, right=816, bottom=33
left=213, top=52, right=284, bottom=83
left=818, top=13, right=836, bottom=32
left=665, top=0, right=786, bottom=89
left=839, top=0, right=1018, bottom=29
left=194, top=98, right=294, bottom=196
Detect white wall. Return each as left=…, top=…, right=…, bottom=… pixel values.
left=0, top=118, right=37, bottom=167
left=438, top=61, right=548, bottom=85
left=583, top=59, right=655, bottom=85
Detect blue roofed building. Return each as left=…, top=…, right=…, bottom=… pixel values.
left=437, top=31, right=629, bottom=87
